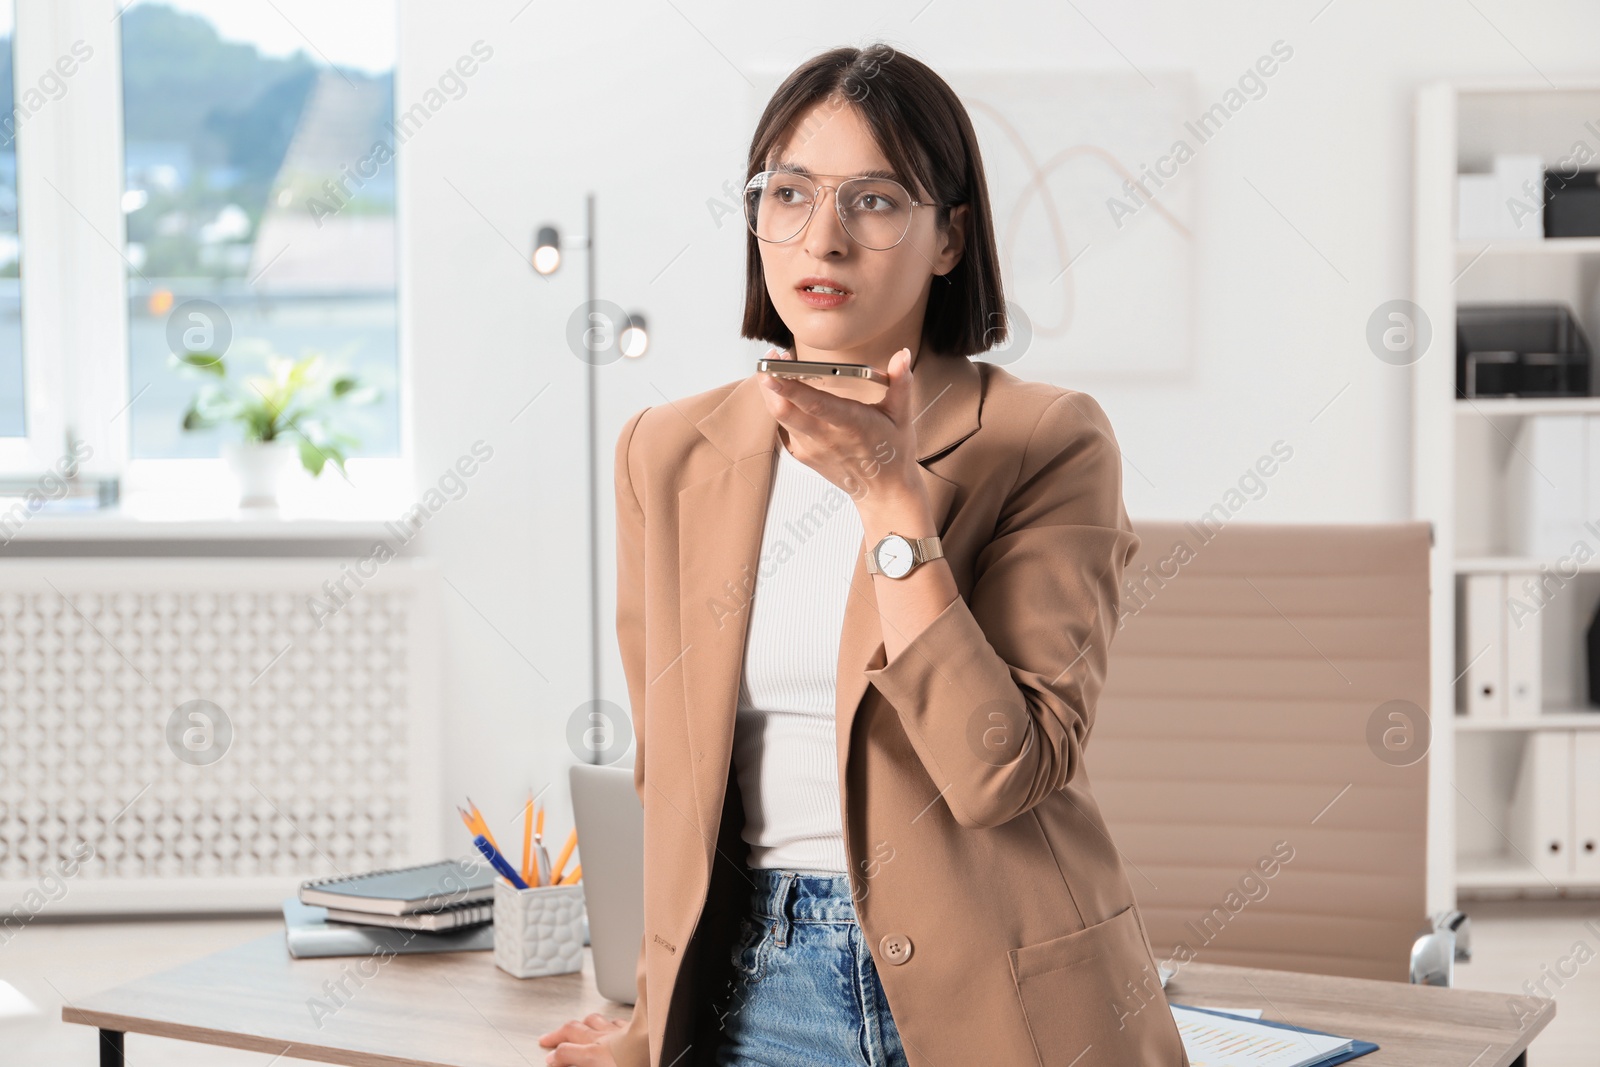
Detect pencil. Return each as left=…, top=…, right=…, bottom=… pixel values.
left=459, top=807, right=493, bottom=850
left=558, top=863, right=581, bottom=885
left=522, top=791, right=535, bottom=884
left=550, top=827, right=578, bottom=885
left=465, top=797, right=501, bottom=854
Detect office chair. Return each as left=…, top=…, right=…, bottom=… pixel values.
left=1091, top=519, right=1462, bottom=984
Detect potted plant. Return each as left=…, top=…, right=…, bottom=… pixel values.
left=175, top=343, right=379, bottom=508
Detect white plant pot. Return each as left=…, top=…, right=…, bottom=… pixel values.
left=222, top=440, right=298, bottom=508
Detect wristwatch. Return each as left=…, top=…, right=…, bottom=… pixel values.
left=866, top=532, right=944, bottom=579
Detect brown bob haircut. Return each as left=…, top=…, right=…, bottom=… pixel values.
left=738, top=43, right=1009, bottom=358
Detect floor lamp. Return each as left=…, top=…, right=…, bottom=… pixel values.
left=532, top=193, right=650, bottom=764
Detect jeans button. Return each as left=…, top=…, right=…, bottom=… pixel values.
left=879, top=932, right=913, bottom=965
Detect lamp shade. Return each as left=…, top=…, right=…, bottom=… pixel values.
left=532, top=225, right=561, bottom=274
left=619, top=312, right=649, bottom=358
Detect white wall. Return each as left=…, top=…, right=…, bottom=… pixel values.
left=396, top=0, right=1600, bottom=850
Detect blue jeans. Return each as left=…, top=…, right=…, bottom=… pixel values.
left=710, top=867, right=911, bottom=1067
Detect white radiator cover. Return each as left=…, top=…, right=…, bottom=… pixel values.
left=0, top=558, right=442, bottom=914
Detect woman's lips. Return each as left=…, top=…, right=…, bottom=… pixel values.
left=796, top=285, right=852, bottom=309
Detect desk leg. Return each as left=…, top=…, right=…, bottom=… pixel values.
left=97, top=1028, right=123, bottom=1067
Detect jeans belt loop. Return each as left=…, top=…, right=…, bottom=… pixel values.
left=773, top=872, right=795, bottom=947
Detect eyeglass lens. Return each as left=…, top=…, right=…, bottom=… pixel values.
left=744, top=171, right=915, bottom=250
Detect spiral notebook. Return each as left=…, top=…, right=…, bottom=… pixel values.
left=324, top=897, right=494, bottom=931
left=299, top=859, right=495, bottom=916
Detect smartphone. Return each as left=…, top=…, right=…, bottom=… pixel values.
left=757, top=357, right=889, bottom=403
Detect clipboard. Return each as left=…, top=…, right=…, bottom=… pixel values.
left=1169, top=1003, right=1380, bottom=1066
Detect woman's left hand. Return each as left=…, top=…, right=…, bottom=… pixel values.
left=758, top=346, right=925, bottom=512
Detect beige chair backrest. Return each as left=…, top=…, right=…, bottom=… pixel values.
left=1091, top=520, right=1432, bottom=983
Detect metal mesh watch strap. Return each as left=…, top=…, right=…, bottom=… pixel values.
left=865, top=533, right=944, bottom=576
left=907, top=534, right=943, bottom=565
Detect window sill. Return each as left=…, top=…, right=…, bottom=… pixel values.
left=0, top=458, right=412, bottom=543
left=0, top=505, right=400, bottom=542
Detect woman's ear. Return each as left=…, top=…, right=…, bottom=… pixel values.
left=935, top=202, right=969, bottom=278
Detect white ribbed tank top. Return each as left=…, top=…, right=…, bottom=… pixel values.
left=731, top=441, right=863, bottom=874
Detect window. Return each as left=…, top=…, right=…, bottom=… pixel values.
left=120, top=1, right=399, bottom=463
left=0, top=5, right=22, bottom=441
left=0, top=0, right=403, bottom=503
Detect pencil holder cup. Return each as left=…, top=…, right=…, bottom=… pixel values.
left=493, top=878, right=587, bottom=979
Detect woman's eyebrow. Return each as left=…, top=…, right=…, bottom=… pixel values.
left=772, top=160, right=902, bottom=182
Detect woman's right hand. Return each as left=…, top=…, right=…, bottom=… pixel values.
left=538, top=1013, right=629, bottom=1065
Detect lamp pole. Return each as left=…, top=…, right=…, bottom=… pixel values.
left=532, top=193, right=649, bottom=765
left=584, top=192, right=600, bottom=745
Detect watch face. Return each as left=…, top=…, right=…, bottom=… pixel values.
left=875, top=534, right=914, bottom=579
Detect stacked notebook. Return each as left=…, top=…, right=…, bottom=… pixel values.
left=299, top=859, right=496, bottom=927
left=284, top=898, right=497, bottom=958
left=286, top=859, right=497, bottom=959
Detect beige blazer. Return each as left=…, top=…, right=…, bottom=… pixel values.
left=607, top=351, right=1188, bottom=1067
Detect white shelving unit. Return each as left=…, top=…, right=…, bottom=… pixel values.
left=1415, top=81, right=1600, bottom=904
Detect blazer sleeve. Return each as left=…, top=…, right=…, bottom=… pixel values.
left=860, top=390, right=1140, bottom=831
left=607, top=406, right=652, bottom=1067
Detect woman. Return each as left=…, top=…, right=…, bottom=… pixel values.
left=540, top=43, right=1187, bottom=1067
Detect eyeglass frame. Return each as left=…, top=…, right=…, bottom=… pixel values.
left=742, top=168, right=933, bottom=251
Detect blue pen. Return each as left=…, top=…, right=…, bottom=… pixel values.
left=474, top=834, right=530, bottom=889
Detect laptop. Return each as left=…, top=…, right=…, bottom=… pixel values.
left=569, top=762, right=645, bottom=1005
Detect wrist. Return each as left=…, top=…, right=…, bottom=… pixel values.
left=853, top=470, right=921, bottom=511
left=858, top=484, right=936, bottom=546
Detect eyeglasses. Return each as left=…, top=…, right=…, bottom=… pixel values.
left=743, top=169, right=928, bottom=251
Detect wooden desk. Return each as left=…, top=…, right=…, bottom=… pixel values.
left=61, top=935, right=1553, bottom=1066
left=62, top=933, right=618, bottom=1067
left=1165, top=963, right=1551, bottom=1067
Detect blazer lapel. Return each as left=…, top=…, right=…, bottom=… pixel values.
left=676, top=352, right=983, bottom=876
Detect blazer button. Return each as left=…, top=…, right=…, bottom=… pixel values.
left=879, top=932, right=913, bottom=965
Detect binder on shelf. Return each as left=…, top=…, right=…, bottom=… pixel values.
left=1589, top=598, right=1600, bottom=706
left=1504, top=584, right=1542, bottom=719
left=1505, top=415, right=1587, bottom=561
left=1507, top=731, right=1573, bottom=879
left=1574, top=733, right=1600, bottom=879
left=1457, top=573, right=1506, bottom=718
left=1589, top=412, right=1600, bottom=552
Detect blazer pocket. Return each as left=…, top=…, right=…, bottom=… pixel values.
left=1007, top=905, right=1186, bottom=1067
